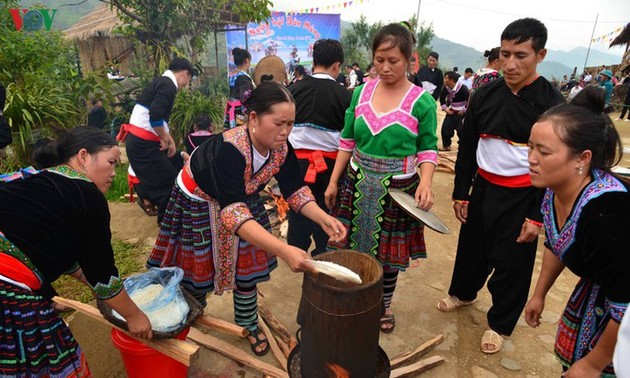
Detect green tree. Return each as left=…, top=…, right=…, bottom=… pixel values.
left=1, top=0, right=113, bottom=169
left=341, top=15, right=380, bottom=69
left=341, top=15, right=433, bottom=70
left=408, top=15, right=435, bottom=64
left=103, top=0, right=273, bottom=74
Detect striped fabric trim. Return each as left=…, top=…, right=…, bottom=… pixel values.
left=293, top=122, right=338, bottom=132
left=286, top=186, right=315, bottom=213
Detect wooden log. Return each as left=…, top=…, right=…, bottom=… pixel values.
left=52, top=296, right=199, bottom=367
left=258, top=305, right=297, bottom=348
left=186, top=327, right=289, bottom=378
left=297, top=251, right=383, bottom=378
left=273, top=335, right=291, bottom=359
left=390, top=335, right=444, bottom=368
left=193, top=314, right=248, bottom=338
left=259, top=318, right=288, bottom=371
left=390, top=355, right=446, bottom=377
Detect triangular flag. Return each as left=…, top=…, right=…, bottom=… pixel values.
left=316, top=7, right=319, bottom=12
left=349, top=1, right=353, bottom=6
left=344, top=2, right=348, bottom=7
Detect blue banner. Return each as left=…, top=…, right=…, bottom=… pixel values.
left=226, top=12, right=341, bottom=73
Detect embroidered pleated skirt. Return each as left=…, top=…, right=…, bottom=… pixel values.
left=328, top=150, right=427, bottom=270
left=555, top=278, right=617, bottom=377
left=147, top=184, right=278, bottom=298
left=0, top=280, right=91, bottom=377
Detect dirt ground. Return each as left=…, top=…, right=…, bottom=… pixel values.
left=67, top=113, right=630, bottom=377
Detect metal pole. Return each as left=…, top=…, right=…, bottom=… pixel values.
left=583, top=13, right=598, bottom=74
left=415, top=0, right=422, bottom=33
left=214, top=27, right=219, bottom=75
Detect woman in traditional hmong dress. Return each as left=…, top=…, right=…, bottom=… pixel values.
left=0, top=127, right=152, bottom=377
left=470, top=46, right=501, bottom=96
left=525, top=86, right=630, bottom=377
left=147, top=82, right=345, bottom=356
left=224, top=48, right=255, bottom=130
left=324, top=23, right=438, bottom=333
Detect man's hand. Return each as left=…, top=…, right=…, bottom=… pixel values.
left=160, top=134, right=176, bottom=157
left=453, top=201, right=468, bottom=223
left=516, top=220, right=540, bottom=243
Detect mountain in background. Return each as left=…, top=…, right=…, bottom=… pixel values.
left=429, top=36, right=623, bottom=80
left=546, top=47, right=623, bottom=72
left=430, top=36, right=573, bottom=80
left=21, top=1, right=624, bottom=80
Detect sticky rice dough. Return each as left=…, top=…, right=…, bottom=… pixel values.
left=114, top=283, right=188, bottom=332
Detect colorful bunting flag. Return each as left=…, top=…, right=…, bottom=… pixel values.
left=591, top=25, right=624, bottom=43
left=283, top=0, right=367, bottom=14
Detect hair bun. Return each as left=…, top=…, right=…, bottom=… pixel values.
left=570, top=85, right=605, bottom=114
left=260, top=74, right=274, bottom=82
left=31, top=138, right=60, bottom=169
left=484, top=50, right=491, bottom=57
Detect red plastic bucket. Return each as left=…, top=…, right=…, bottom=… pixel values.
left=111, top=327, right=190, bottom=378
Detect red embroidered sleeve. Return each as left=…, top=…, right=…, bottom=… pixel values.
left=220, top=202, right=253, bottom=234
left=286, top=185, right=315, bottom=213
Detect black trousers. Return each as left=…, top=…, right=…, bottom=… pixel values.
left=125, top=134, right=183, bottom=223
left=448, top=175, right=538, bottom=336
left=287, top=156, right=335, bottom=256
left=441, top=114, right=464, bottom=148
left=620, top=91, right=630, bottom=119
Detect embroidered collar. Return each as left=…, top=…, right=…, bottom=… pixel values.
left=542, top=169, right=627, bottom=259
left=354, top=79, right=424, bottom=136
left=190, top=130, right=212, bottom=136
left=222, top=126, right=288, bottom=195
left=46, top=165, right=92, bottom=182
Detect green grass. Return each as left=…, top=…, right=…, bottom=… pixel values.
left=105, top=163, right=130, bottom=202
left=52, top=239, right=145, bottom=304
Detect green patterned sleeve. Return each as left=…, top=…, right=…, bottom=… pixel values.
left=339, top=87, right=361, bottom=151
left=413, top=92, right=438, bottom=165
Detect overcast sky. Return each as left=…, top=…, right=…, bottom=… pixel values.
left=270, top=0, right=629, bottom=56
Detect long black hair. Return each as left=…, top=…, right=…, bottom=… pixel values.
left=538, top=86, right=622, bottom=173
left=31, top=126, right=117, bottom=169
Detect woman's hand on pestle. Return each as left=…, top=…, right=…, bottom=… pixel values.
left=280, top=245, right=316, bottom=274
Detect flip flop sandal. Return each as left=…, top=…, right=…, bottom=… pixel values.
left=437, top=295, right=477, bottom=312
left=135, top=197, right=158, bottom=217
left=480, top=329, right=504, bottom=354
left=247, top=328, right=270, bottom=356
left=380, top=312, right=396, bottom=333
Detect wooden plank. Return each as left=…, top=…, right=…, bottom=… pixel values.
left=390, top=335, right=444, bottom=368
left=390, top=355, right=446, bottom=377
left=187, top=327, right=289, bottom=378
left=193, top=314, right=248, bottom=338
left=259, top=318, right=288, bottom=371
left=258, top=305, right=297, bottom=348
left=52, top=296, right=199, bottom=367
left=273, top=335, right=291, bottom=359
